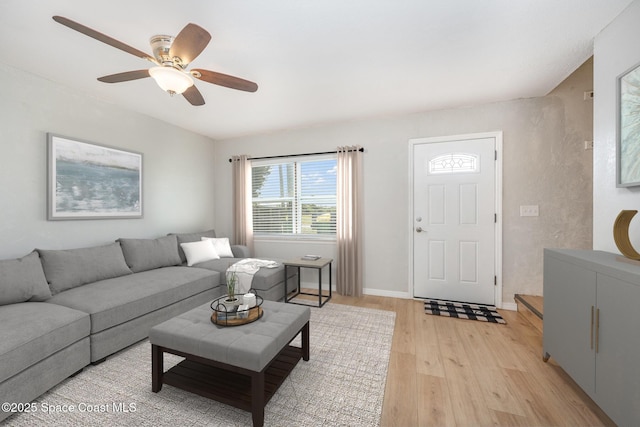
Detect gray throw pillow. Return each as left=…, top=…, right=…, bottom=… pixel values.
left=170, top=229, right=217, bottom=263
left=118, top=235, right=182, bottom=273
left=0, top=251, right=52, bottom=305
left=38, top=243, right=132, bottom=295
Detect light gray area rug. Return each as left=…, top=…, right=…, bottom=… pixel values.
left=6, top=303, right=396, bottom=426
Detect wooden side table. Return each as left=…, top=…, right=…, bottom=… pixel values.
left=283, top=257, right=333, bottom=307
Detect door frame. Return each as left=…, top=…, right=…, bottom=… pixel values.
left=408, top=131, right=504, bottom=308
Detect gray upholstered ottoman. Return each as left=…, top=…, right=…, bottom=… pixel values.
left=149, top=300, right=310, bottom=427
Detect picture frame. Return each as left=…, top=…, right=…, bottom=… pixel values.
left=47, top=133, right=143, bottom=220
left=617, top=61, right=640, bottom=187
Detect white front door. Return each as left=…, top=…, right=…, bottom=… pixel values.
left=411, top=134, right=497, bottom=305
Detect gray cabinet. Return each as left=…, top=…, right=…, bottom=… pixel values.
left=543, top=254, right=596, bottom=393
left=543, top=249, right=640, bottom=427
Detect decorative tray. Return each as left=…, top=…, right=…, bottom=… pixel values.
left=210, top=292, right=264, bottom=327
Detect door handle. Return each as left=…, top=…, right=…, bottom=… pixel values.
left=416, top=227, right=424, bottom=233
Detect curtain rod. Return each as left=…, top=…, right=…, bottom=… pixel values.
left=228, top=147, right=364, bottom=162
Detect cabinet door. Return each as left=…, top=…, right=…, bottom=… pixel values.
left=595, top=273, right=640, bottom=426
left=543, top=255, right=596, bottom=395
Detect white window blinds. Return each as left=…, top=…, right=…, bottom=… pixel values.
left=251, top=156, right=337, bottom=236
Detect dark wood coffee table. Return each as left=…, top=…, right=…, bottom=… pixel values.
left=149, top=301, right=310, bottom=427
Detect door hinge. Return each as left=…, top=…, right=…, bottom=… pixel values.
left=494, top=276, right=497, bottom=286
left=495, top=150, right=497, bottom=160
left=494, top=213, right=497, bottom=223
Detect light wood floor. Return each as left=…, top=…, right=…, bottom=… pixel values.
left=328, top=294, right=615, bottom=427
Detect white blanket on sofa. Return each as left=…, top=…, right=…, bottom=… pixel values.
left=226, top=258, right=279, bottom=294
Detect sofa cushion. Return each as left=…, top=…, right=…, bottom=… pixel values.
left=180, top=240, right=220, bottom=266
left=0, top=302, right=90, bottom=383
left=194, top=258, right=295, bottom=292
left=46, top=266, right=219, bottom=333
left=202, top=237, right=235, bottom=258
left=0, top=252, right=51, bottom=305
left=118, top=235, right=182, bottom=273
left=231, top=245, right=251, bottom=258
left=170, top=229, right=217, bottom=263
left=193, top=258, right=239, bottom=283
left=38, top=243, right=132, bottom=295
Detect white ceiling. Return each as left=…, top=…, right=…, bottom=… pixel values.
left=0, top=0, right=633, bottom=140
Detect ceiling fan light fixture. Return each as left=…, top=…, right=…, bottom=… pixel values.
left=53, top=17, right=258, bottom=105
left=149, top=66, right=193, bottom=94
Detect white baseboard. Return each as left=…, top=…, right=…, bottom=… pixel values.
left=299, top=282, right=410, bottom=300
left=500, top=302, right=517, bottom=311
left=363, top=288, right=411, bottom=299
left=299, top=281, right=516, bottom=309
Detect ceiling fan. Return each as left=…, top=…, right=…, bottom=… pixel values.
left=52, top=16, right=258, bottom=106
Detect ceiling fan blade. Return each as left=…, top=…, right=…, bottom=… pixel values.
left=169, top=23, right=211, bottom=67
left=98, top=70, right=150, bottom=83
left=53, top=16, right=153, bottom=61
left=191, top=69, right=258, bottom=92
left=183, top=85, right=205, bottom=106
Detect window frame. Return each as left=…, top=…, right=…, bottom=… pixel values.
left=250, top=154, right=337, bottom=241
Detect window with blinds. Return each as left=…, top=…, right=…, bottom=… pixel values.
left=251, top=155, right=337, bottom=237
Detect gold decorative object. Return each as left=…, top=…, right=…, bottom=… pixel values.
left=613, top=210, right=640, bottom=260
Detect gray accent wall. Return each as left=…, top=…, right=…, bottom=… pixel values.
left=594, top=0, right=640, bottom=253
left=0, top=63, right=216, bottom=259
left=214, top=60, right=594, bottom=305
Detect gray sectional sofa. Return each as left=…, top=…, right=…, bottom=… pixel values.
left=0, top=229, right=294, bottom=422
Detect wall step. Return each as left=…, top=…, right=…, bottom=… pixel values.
left=514, top=294, right=543, bottom=334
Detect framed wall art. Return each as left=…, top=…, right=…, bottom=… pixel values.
left=617, top=61, right=640, bottom=187
left=47, top=133, right=143, bottom=220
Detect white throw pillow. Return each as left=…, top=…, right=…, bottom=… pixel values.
left=180, top=240, right=220, bottom=266
left=201, top=237, right=235, bottom=258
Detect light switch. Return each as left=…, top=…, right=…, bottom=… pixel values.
left=520, top=205, right=539, bottom=217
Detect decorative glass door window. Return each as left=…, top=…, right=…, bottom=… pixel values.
left=428, top=153, right=479, bottom=174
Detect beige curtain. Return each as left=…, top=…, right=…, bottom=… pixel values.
left=232, top=155, right=254, bottom=255
left=336, top=145, right=363, bottom=297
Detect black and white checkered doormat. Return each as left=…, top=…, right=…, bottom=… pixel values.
left=424, top=299, right=506, bottom=324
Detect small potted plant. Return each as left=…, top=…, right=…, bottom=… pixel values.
left=225, top=272, right=238, bottom=303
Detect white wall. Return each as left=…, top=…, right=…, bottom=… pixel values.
left=214, top=61, right=593, bottom=305
left=0, top=63, right=216, bottom=259
left=593, top=0, right=640, bottom=252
